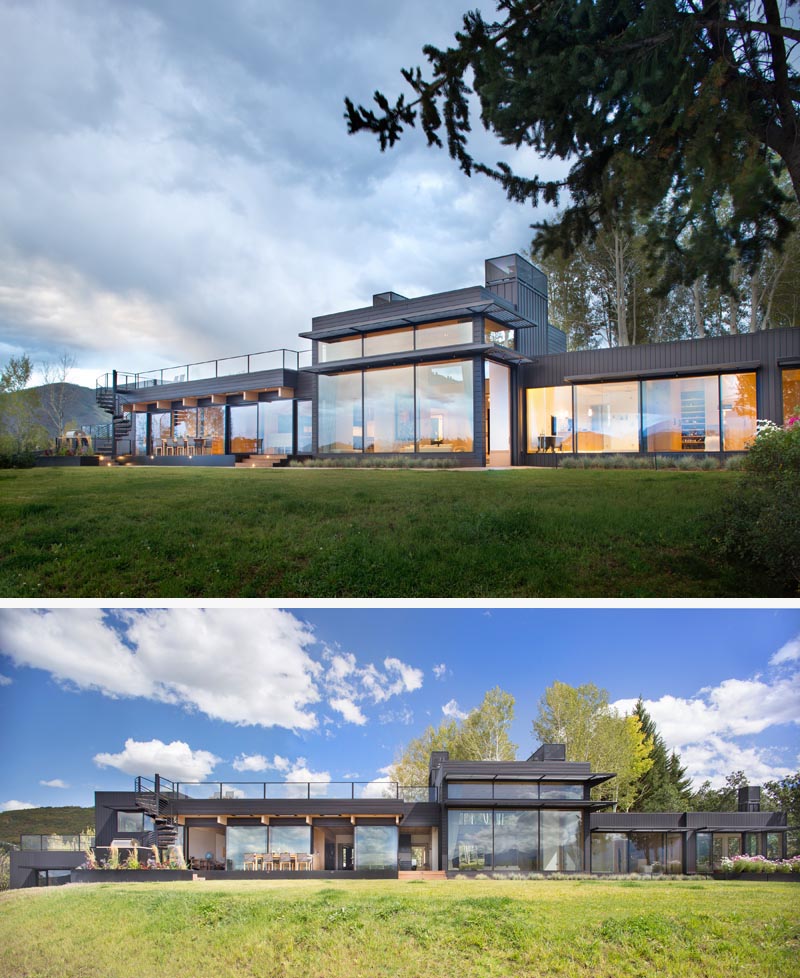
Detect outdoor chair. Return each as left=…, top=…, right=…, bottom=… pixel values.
left=278, top=852, right=294, bottom=871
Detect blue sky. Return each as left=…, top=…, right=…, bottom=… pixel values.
left=0, top=0, right=562, bottom=388
left=1, top=607, right=799, bottom=811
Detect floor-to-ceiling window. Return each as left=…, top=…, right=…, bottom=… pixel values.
left=493, top=810, right=539, bottom=871
left=540, top=811, right=583, bottom=871
left=447, top=811, right=493, bottom=870
left=721, top=373, right=757, bottom=450
left=629, top=832, right=665, bottom=873
left=575, top=382, right=640, bottom=453
left=229, top=404, right=259, bottom=453
left=354, top=825, right=398, bottom=871
left=485, top=360, right=511, bottom=465
left=150, top=412, right=171, bottom=454
left=591, top=832, right=628, bottom=873
left=270, top=825, right=311, bottom=856
left=297, top=401, right=312, bottom=454
left=416, top=360, right=474, bottom=453
left=712, top=833, right=741, bottom=868
left=318, top=372, right=363, bottom=453
left=198, top=406, right=226, bottom=454
left=226, top=826, right=268, bottom=870
left=782, top=368, right=800, bottom=423
left=364, top=365, right=415, bottom=452
left=259, top=400, right=294, bottom=454
left=527, top=386, right=573, bottom=453
left=134, top=413, right=148, bottom=455
left=642, top=375, right=721, bottom=452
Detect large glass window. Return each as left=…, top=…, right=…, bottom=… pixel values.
left=297, top=400, right=312, bottom=454
left=721, top=372, right=757, bottom=450
left=642, top=376, right=721, bottom=452
left=712, top=833, right=741, bottom=869
left=540, top=783, right=583, bottom=800
left=783, top=368, right=800, bottom=422
left=150, top=411, right=171, bottom=454
left=592, top=832, right=628, bottom=873
left=364, top=366, right=415, bottom=452
left=484, top=318, right=515, bottom=350
left=318, top=372, right=363, bottom=453
left=259, top=400, right=294, bottom=454
left=133, top=413, right=148, bottom=455
left=36, top=870, right=72, bottom=886
left=447, top=782, right=493, bottom=800
left=117, top=812, right=154, bottom=833
left=230, top=404, right=258, bottom=453
left=575, top=382, right=640, bottom=452
left=364, top=327, right=414, bottom=357
left=226, top=826, right=268, bottom=870
left=318, top=336, right=362, bottom=363
left=270, top=825, right=311, bottom=856
left=493, top=810, right=539, bottom=871
left=696, top=833, right=712, bottom=873
left=666, top=833, right=683, bottom=874
left=766, top=833, right=782, bottom=860
left=173, top=408, right=197, bottom=442
left=416, top=360, right=474, bottom=453
left=744, top=832, right=760, bottom=856
left=415, top=318, right=474, bottom=349
left=198, top=406, right=226, bottom=454
left=629, top=832, right=665, bottom=873
left=448, top=810, right=493, bottom=870
left=355, top=825, right=398, bottom=870
left=527, top=386, right=574, bottom=453
left=494, top=782, right=539, bottom=800
left=540, top=811, right=583, bottom=871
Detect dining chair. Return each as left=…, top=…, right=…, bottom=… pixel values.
left=243, top=852, right=257, bottom=871
left=295, top=852, right=312, bottom=871
left=278, top=851, right=293, bottom=871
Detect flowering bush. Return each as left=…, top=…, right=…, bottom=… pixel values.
left=718, top=855, right=800, bottom=875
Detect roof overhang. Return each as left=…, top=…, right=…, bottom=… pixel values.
left=302, top=344, right=531, bottom=375
left=300, top=301, right=537, bottom=342
left=562, top=361, right=761, bottom=384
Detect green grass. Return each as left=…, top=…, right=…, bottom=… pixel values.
left=0, top=879, right=797, bottom=978
left=0, top=467, right=774, bottom=597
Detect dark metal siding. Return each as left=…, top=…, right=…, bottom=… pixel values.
left=10, top=850, right=86, bottom=889
left=310, top=287, right=492, bottom=334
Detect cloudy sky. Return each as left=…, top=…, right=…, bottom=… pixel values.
left=0, top=0, right=564, bottom=389
left=1, top=607, right=798, bottom=811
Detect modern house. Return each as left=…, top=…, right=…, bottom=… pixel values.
left=10, top=746, right=788, bottom=887
left=94, top=254, right=800, bottom=467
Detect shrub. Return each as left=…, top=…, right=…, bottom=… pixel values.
left=710, top=419, right=800, bottom=593
left=0, top=452, right=36, bottom=469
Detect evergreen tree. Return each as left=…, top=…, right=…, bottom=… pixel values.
left=346, top=0, right=800, bottom=293
left=630, top=699, right=691, bottom=811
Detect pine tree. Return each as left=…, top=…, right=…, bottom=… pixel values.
left=630, top=699, right=692, bottom=811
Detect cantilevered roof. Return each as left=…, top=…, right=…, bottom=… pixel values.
left=300, top=300, right=538, bottom=342
left=302, top=343, right=531, bottom=375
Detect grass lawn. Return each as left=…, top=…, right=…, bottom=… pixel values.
left=0, top=467, right=771, bottom=597
left=0, top=878, right=797, bottom=978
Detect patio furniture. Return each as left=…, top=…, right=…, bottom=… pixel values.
left=295, top=853, right=313, bottom=871
left=278, top=852, right=294, bottom=871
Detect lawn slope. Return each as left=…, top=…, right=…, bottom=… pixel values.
left=0, top=878, right=796, bottom=978
left=0, top=467, right=771, bottom=597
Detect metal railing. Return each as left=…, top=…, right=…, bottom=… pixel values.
left=20, top=834, right=95, bottom=851
left=96, top=348, right=312, bottom=392
left=141, top=780, right=436, bottom=803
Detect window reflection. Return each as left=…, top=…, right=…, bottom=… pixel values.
left=783, top=369, right=800, bottom=422
left=721, top=372, right=757, bottom=450
left=364, top=328, right=414, bottom=357
left=318, top=336, right=362, bottom=363
left=484, top=317, right=515, bottom=350
left=448, top=810, right=492, bottom=870
left=540, top=811, right=582, bottom=871
left=416, top=360, right=474, bottom=453
left=364, top=366, right=415, bottom=452
left=643, top=376, right=721, bottom=452
left=297, top=400, right=312, bottom=454
left=415, top=319, right=473, bottom=349
left=319, top=372, right=362, bottom=452
left=259, top=400, right=294, bottom=454
left=540, top=783, right=583, bottom=800
left=629, top=832, right=665, bottom=873
left=712, top=833, right=741, bottom=868
left=575, top=382, right=639, bottom=452
left=354, top=825, right=398, bottom=870
left=592, top=832, right=627, bottom=873
left=230, top=404, right=259, bottom=453
left=198, top=406, right=225, bottom=454
left=134, top=413, right=148, bottom=455
left=226, top=826, right=268, bottom=870
left=493, top=810, right=539, bottom=870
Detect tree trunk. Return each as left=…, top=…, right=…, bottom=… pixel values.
left=692, top=279, right=706, bottom=338
left=614, top=229, right=630, bottom=346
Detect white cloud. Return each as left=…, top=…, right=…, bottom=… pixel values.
left=613, top=666, right=800, bottom=787
left=442, top=698, right=468, bottom=720
left=0, top=673, right=12, bottom=686
left=39, top=778, right=69, bottom=789
left=379, top=707, right=414, bottom=725
left=0, top=608, right=322, bottom=730
left=93, top=738, right=220, bottom=782
left=281, top=758, right=331, bottom=798
left=322, top=649, right=424, bottom=721
left=432, top=663, right=447, bottom=680
left=329, top=697, right=367, bottom=725
left=771, top=634, right=800, bottom=666
left=1, top=800, right=36, bottom=811
left=231, top=753, right=290, bottom=773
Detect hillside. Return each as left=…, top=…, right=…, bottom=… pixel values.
left=0, top=806, right=94, bottom=847
left=0, top=383, right=109, bottom=436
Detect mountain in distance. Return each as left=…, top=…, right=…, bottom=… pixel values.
left=0, top=383, right=110, bottom=435
left=0, top=806, right=95, bottom=848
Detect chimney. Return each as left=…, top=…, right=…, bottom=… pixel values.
left=429, top=751, right=449, bottom=771
left=738, top=786, right=761, bottom=812
left=528, top=744, right=566, bottom=762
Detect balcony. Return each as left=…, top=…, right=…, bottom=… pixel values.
left=167, top=781, right=436, bottom=803
left=20, top=834, right=95, bottom=851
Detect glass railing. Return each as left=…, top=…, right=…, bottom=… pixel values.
left=21, top=834, right=96, bottom=851
left=172, top=781, right=437, bottom=802
left=98, top=349, right=313, bottom=392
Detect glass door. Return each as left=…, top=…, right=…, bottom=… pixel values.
left=485, top=361, right=511, bottom=465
